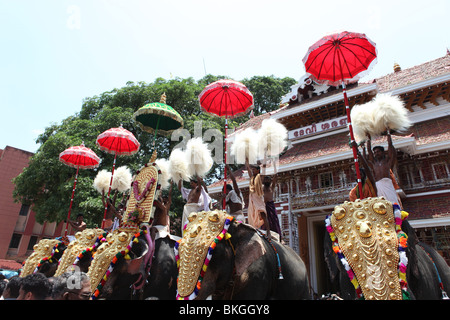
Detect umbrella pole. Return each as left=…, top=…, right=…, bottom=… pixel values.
left=150, top=116, right=161, bottom=163
left=223, top=117, right=228, bottom=210
left=153, top=116, right=161, bottom=146
left=101, top=153, right=117, bottom=229
left=64, top=165, right=79, bottom=237
left=342, top=83, right=364, bottom=199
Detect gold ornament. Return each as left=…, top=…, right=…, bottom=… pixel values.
left=122, top=163, right=159, bottom=232
left=177, top=210, right=228, bottom=297
left=87, top=230, right=134, bottom=293
left=20, top=239, right=62, bottom=277
left=54, top=228, right=105, bottom=277
left=330, top=197, right=402, bottom=300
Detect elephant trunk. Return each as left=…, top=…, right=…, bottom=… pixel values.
left=130, top=225, right=156, bottom=291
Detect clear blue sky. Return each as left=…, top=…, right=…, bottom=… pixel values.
left=1, top=0, right=449, bottom=153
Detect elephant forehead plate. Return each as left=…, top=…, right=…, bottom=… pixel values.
left=331, top=197, right=402, bottom=300
left=87, top=231, right=134, bottom=293
left=20, top=239, right=62, bottom=277
left=55, top=228, right=105, bottom=277
left=177, top=210, right=228, bottom=298
left=123, top=164, right=159, bottom=228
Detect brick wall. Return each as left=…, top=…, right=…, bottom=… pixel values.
left=403, top=194, right=450, bottom=220
left=0, top=146, right=33, bottom=258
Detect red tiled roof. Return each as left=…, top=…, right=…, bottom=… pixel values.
left=376, top=54, right=450, bottom=92
left=0, top=259, right=22, bottom=270
left=232, top=105, right=289, bottom=134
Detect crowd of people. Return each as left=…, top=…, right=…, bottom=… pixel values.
left=1, top=271, right=91, bottom=300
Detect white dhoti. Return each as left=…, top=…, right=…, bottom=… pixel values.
left=375, top=178, right=399, bottom=205
left=182, top=203, right=201, bottom=234
left=247, top=193, right=266, bottom=229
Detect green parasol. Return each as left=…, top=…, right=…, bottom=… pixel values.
left=133, top=93, right=184, bottom=138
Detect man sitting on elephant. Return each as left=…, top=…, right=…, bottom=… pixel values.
left=178, top=176, right=211, bottom=234
left=365, top=132, right=402, bottom=207
left=245, top=158, right=270, bottom=233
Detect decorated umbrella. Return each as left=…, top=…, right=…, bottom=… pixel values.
left=199, top=79, right=254, bottom=208
left=302, top=31, right=377, bottom=199
left=96, top=126, right=140, bottom=228
left=133, top=93, right=184, bottom=161
left=133, top=93, right=184, bottom=138
left=59, top=143, right=100, bottom=236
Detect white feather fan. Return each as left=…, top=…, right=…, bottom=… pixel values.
left=169, top=148, right=191, bottom=184
left=111, top=166, right=132, bottom=193
left=93, top=170, right=112, bottom=194
left=370, top=94, right=411, bottom=135
left=258, top=118, right=288, bottom=157
left=185, top=137, right=214, bottom=178
left=155, top=158, right=171, bottom=190
left=230, top=128, right=259, bottom=164
left=351, top=101, right=374, bottom=143
left=351, top=94, right=411, bottom=143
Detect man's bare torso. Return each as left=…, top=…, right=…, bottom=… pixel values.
left=371, top=158, right=391, bottom=181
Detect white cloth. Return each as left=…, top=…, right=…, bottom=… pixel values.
left=182, top=203, right=202, bottom=234
left=180, top=186, right=211, bottom=212
left=111, top=217, right=120, bottom=231
left=180, top=186, right=212, bottom=235
left=226, top=190, right=243, bottom=205
left=375, top=177, right=398, bottom=205
left=153, top=225, right=181, bottom=242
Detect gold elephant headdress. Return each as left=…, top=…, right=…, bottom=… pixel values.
left=20, top=238, right=62, bottom=277
left=174, top=210, right=235, bottom=300
left=325, top=197, right=409, bottom=300
left=88, top=161, right=160, bottom=299
left=54, top=228, right=106, bottom=277
left=120, top=161, right=161, bottom=232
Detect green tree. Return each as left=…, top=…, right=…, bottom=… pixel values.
left=13, top=74, right=294, bottom=228
left=242, top=75, right=297, bottom=114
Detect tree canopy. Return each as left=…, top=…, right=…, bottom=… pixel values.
left=13, top=74, right=296, bottom=231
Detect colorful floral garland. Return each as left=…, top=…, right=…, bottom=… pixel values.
left=325, top=215, right=363, bottom=298
left=325, top=203, right=410, bottom=300
left=133, top=177, right=156, bottom=203
left=393, top=204, right=409, bottom=299
left=31, top=242, right=65, bottom=274
left=174, top=215, right=235, bottom=300
left=91, top=228, right=148, bottom=300
left=72, top=233, right=108, bottom=267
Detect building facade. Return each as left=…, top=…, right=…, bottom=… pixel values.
left=209, top=54, right=450, bottom=296
left=0, top=146, right=65, bottom=264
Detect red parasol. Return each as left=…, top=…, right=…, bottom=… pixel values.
left=199, top=79, right=254, bottom=208
left=96, top=126, right=140, bottom=228
left=59, top=143, right=100, bottom=236
left=302, top=31, right=377, bottom=199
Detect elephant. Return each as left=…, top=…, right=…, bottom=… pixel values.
left=177, top=211, right=310, bottom=300
left=90, top=227, right=153, bottom=300
left=89, top=225, right=179, bottom=300
left=34, top=242, right=67, bottom=277
left=143, top=226, right=179, bottom=300
left=323, top=200, right=450, bottom=300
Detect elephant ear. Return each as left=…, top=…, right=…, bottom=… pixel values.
left=231, top=222, right=267, bottom=276
left=125, top=234, right=151, bottom=275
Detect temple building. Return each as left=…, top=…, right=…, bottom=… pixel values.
left=208, top=53, right=450, bottom=296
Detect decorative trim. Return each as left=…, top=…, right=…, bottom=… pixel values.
left=324, top=203, right=409, bottom=300
left=174, top=215, right=235, bottom=300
